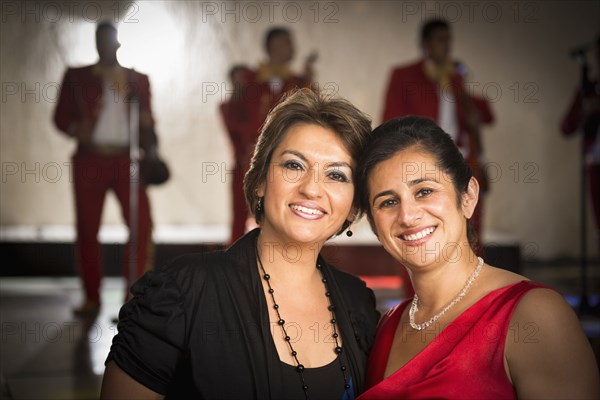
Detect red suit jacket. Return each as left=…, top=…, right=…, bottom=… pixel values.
left=382, top=60, right=470, bottom=149
left=54, top=65, right=154, bottom=140
left=220, top=100, right=253, bottom=167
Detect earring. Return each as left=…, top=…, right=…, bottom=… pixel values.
left=256, top=197, right=263, bottom=215
left=346, top=228, right=353, bottom=237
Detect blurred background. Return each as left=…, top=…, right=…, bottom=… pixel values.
left=1, top=1, right=599, bottom=398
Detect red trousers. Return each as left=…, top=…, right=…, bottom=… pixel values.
left=72, top=148, right=153, bottom=303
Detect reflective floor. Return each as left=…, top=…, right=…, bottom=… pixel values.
left=1, top=278, right=121, bottom=399
left=1, top=263, right=598, bottom=400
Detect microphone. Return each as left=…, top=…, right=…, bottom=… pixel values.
left=454, top=60, right=468, bottom=77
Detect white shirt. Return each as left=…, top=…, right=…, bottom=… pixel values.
left=438, top=88, right=469, bottom=157
left=438, top=88, right=459, bottom=142
left=91, top=79, right=129, bottom=147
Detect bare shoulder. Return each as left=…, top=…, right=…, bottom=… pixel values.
left=503, top=281, right=600, bottom=398
left=481, top=263, right=570, bottom=316
left=478, top=264, right=528, bottom=292
left=512, top=285, right=574, bottom=321
left=507, top=277, right=582, bottom=341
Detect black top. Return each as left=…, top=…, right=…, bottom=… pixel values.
left=280, top=355, right=353, bottom=400
left=106, top=229, right=380, bottom=399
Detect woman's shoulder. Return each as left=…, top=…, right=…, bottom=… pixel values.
left=511, top=283, right=572, bottom=321
left=154, top=232, right=258, bottom=289
left=502, top=276, right=599, bottom=397
left=479, top=264, right=574, bottom=333
left=156, top=250, right=226, bottom=278
left=135, top=248, right=245, bottom=301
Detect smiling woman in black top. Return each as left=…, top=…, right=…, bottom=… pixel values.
left=100, top=88, right=380, bottom=399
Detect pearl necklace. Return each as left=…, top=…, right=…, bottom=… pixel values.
left=256, top=246, right=351, bottom=399
left=409, top=257, right=484, bottom=331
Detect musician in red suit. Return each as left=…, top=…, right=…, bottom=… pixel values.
left=382, top=19, right=492, bottom=251
left=561, top=35, right=600, bottom=254
left=222, top=27, right=316, bottom=246
left=53, top=22, right=155, bottom=315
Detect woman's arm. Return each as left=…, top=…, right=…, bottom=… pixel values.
left=101, top=259, right=192, bottom=399
left=100, top=361, right=164, bottom=400
left=505, top=288, right=599, bottom=399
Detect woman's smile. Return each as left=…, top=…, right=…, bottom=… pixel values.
left=289, top=202, right=327, bottom=219
left=398, top=225, right=437, bottom=244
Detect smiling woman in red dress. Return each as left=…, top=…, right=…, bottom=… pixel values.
left=355, top=116, right=599, bottom=399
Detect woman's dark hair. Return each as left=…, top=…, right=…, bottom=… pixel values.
left=357, top=116, right=477, bottom=249
left=244, top=88, right=372, bottom=236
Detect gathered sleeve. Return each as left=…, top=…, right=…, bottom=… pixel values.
left=106, top=264, right=188, bottom=395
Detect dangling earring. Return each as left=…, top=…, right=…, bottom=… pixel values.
left=256, top=197, right=264, bottom=215
left=346, top=227, right=353, bottom=237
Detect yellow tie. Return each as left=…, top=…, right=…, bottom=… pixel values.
left=424, top=60, right=455, bottom=90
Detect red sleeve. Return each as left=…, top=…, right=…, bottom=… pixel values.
left=53, top=68, right=79, bottom=136
left=472, top=96, right=494, bottom=125
left=382, top=69, right=403, bottom=123
left=220, top=100, right=253, bottom=160
left=220, top=102, right=239, bottom=143
left=561, top=90, right=583, bottom=136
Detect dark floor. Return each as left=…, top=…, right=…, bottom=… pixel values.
left=1, top=262, right=598, bottom=400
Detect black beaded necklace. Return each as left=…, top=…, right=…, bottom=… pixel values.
left=256, top=246, right=351, bottom=400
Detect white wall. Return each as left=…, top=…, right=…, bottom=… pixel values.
left=1, top=0, right=598, bottom=260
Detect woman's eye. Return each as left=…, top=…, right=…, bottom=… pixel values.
left=282, top=160, right=304, bottom=171
left=416, top=188, right=433, bottom=197
left=378, top=198, right=398, bottom=208
left=327, top=170, right=349, bottom=183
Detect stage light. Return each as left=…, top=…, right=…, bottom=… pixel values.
left=116, top=2, right=183, bottom=84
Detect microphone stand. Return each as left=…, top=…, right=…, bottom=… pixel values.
left=128, top=75, right=140, bottom=302
left=573, top=50, right=590, bottom=316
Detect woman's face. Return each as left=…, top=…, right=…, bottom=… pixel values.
left=258, top=123, right=355, bottom=246
left=367, top=146, right=477, bottom=269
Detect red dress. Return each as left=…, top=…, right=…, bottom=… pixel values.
left=359, top=281, right=545, bottom=400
